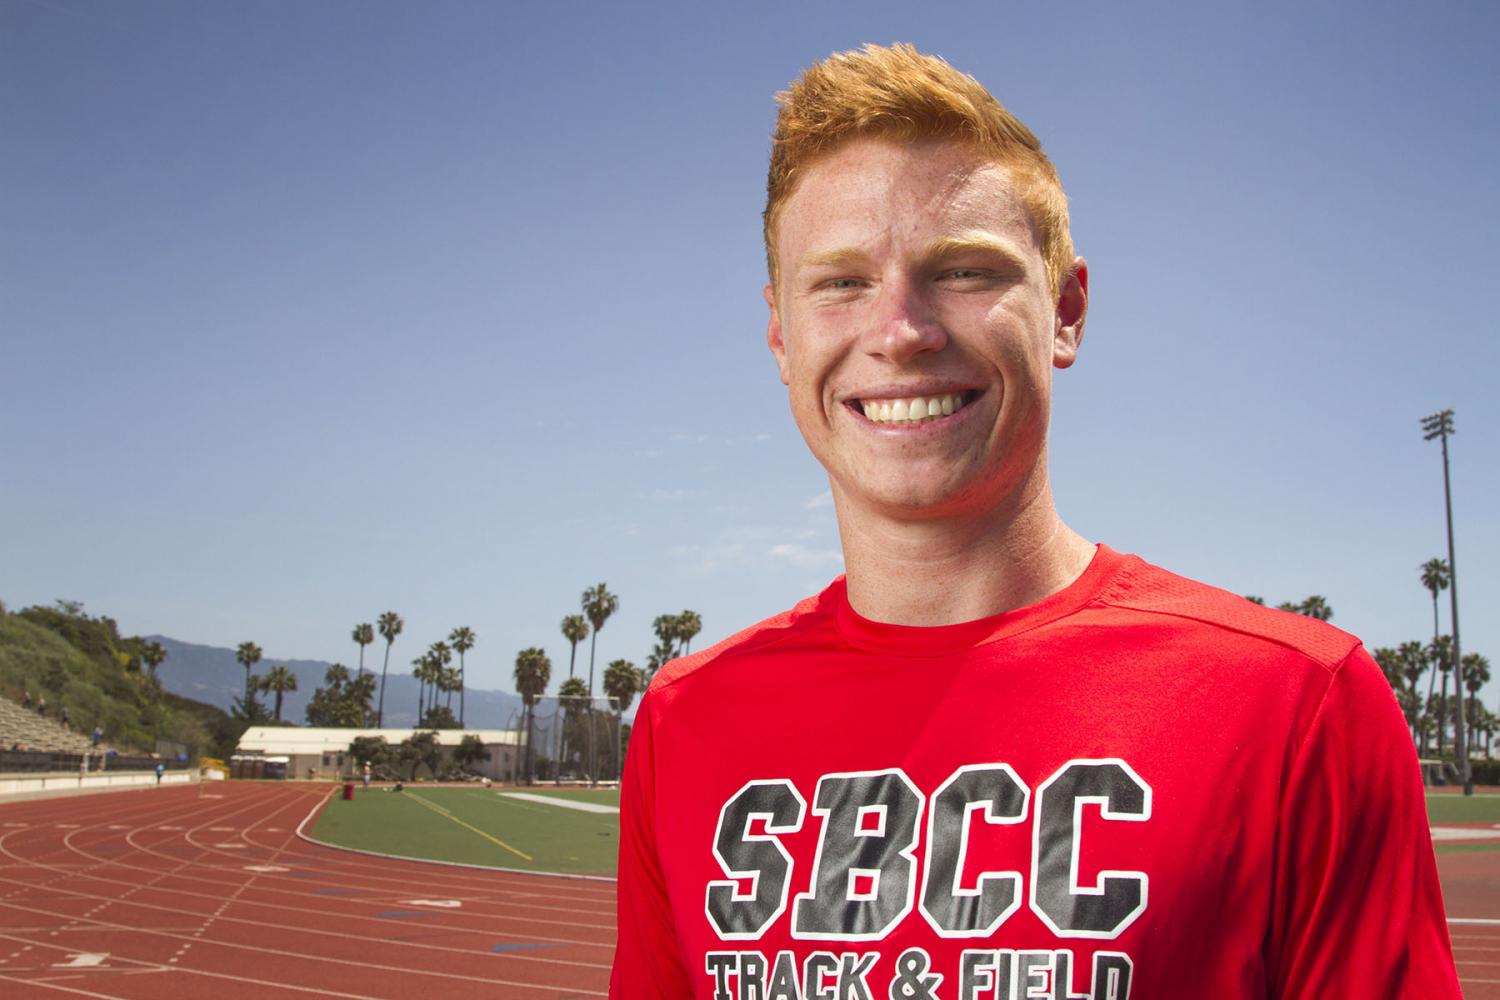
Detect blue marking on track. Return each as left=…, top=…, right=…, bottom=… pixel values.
left=317, top=888, right=365, bottom=895
left=492, top=943, right=560, bottom=953
left=377, top=910, right=436, bottom=918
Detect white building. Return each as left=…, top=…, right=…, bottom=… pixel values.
left=234, top=727, right=523, bottom=781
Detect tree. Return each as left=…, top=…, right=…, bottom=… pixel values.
left=653, top=613, right=681, bottom=654
left=412, top=654, right=433, bottom=721
left=257, top=665, right=299, bottom=722
left=676, top=610, right=702, bottom=655
left=557, top=676, right=590, bottom=777
left=1276, top=596, right=1332, bottom=621
left=603, top=658, right=642, bottom=781
left=376, top=611, right=403, bottom=727
left=448, top=626, right=476, bottom=727
left=1431, top=635, right=1455, bottom=754
left=235, top=641, right=263, bottom=714
left=514, top=647, right=552, bottom=785
left=307, top=664, right=377, bottom=727
left=581, top=583, right=619, bottom=786
left=396, top=730, right=441, bottom=780
left=427, top=641, right=453, bottom=718
left=1462, top=653, right=1490, bottom=741
left=352, top=623, right=374, bottom=678
left=421, top=704, right=458, bottom=729
left=561, top=614, right=589, bottom=680
left=349, top=735, right=391, bottom=775
left=141, top=640, right=167, bottom=683
left=455, top=733, right=490, bottom=773
left=1398, top=641, right=1431, bottom=740
left=1419, top=559, right=1450, bottom=731
left=1372, top=648, right=1403, bottom=692
left=1243, top=595, right=1266, bottom=605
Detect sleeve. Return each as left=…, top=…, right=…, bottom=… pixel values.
left=1264, top=646, right=1462, bottom=998
left=610, top=690, right=694, bottom=998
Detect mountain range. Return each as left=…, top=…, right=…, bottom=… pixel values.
left=147, top=635, right=527, bottom=729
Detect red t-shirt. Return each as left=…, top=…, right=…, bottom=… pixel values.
left=611, top=545, right=1459, bottom=998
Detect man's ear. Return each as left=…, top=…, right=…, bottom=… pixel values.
left=765, top=285, right=790, bottom=385
left=1053, top=257, right=1088, bottom=370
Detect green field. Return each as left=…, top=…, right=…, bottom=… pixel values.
left=310, top=786, right=621, bottom=874
left=1427, top=792, right=1500, bottom=854
left=311, top=788, right=1497, bottom=871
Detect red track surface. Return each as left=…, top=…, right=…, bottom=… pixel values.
left=0, top=782, right=613, bottom=998
left=2, top=783, right=1494, bottom=998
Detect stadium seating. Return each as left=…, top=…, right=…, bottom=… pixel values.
left=0, top=696, right=92, bottom=755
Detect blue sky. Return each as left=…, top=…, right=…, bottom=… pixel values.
left=3, top=1, right=1497, bottom=713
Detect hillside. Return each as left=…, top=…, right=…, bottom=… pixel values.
left=149, top=635, right=526, bottom=728
left=0, top=608, right=239, bottom=758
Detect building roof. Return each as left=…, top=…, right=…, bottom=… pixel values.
left=236, top=727, right=521, bottom=755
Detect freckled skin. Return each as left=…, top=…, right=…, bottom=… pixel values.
left=766, top=138, right=1085, bottom=524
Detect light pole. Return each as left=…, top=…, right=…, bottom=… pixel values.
left=1422, top=409, right=1470, bottom=795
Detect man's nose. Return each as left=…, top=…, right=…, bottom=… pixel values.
left=863, top=278, right=947, bottom=365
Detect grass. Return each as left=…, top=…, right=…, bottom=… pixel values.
left=313, top=787, right=1494, bottom=871
left=1426, top=792, right=1500, bottom=854
left=1425, top=792, right=1500, bottom=825
left=310, top=785, right=621, bottom=875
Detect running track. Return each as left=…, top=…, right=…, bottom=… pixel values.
left=1, top=783, right=1495, bottom=998
left=0, top=782, right=612, bottom=998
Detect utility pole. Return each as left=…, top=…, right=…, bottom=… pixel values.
left=1422, top=409, right=1470, bottom=795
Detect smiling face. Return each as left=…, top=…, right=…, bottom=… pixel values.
left=766, top=138, right=1087, bottom=522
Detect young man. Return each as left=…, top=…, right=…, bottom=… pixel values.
left=611, top=45, right=1458, bottom=999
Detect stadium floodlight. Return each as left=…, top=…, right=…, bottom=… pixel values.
left=1420, top=409, right=1470, bottom=795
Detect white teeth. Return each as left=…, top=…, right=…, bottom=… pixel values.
left=859, top=393, right=968, bottom=424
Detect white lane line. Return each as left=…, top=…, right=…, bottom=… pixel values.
left=498, top=793, right=619, bottom=814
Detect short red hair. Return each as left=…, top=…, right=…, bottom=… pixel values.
left=765, top=43, right=1074, bottom=296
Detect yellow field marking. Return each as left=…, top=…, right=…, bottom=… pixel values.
left=406, top=792, right=532, bottom=861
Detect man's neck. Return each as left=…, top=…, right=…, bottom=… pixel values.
left=834, top=479, right=1095, bottom=627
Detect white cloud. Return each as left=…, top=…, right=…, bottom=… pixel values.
left=803, top=490, right=834, bottom=510
left=767, top=543, right=844, bottom=571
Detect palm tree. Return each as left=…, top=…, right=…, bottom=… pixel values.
left=561, top=615, right=589, bottom=680
left=514, top=647, right=552, bottom=785
left=258, top=665, right=299, bottom=722
left=1419, top=559, right=1450, bottom=724
left=603, top=658, right=642, bottom=781
left=1398, top=641, right=1430, bottom=740
left=1462, top=653, right=1490, bottom=747
left=376, top=611, right=403, bottom=727
left=449, top=627, right=476, bottom=727
left=235, top=641, right=263, bottom=711
left=1430, top=635, right=1455, bottom=754
left=557, top=676, right=590, bottom=777
left=422, top=641, right=452, bottom=725
left=653, top=613, right=681, bottom=655
left=352, top=623, right=374, bottom=678
left=1299, top=596, right=1333, bottom=622
left=141, top=641, right=167, bottom=682
left=676, top=610, right=702, bottom=655
left=412, top=654, right=432, bottom=722
left=581, top=583, right=619, bottom=785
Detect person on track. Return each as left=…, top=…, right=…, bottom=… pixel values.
left=610, top=42, right=1459, bottom=999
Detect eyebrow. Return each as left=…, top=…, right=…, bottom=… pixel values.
left=795, top=232, right=1029, bottom=275
left=796, top=247, right=871, bottom=271
left=922, top=232, right=1029, bottom=271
